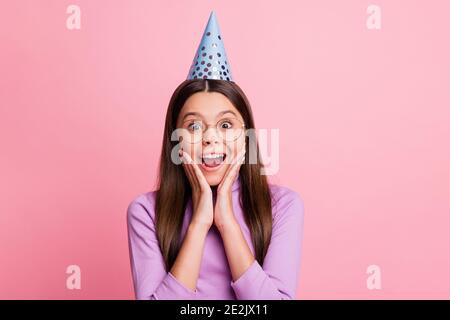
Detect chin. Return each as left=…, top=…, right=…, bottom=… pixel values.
left=205, top=174, right=224, bottom=187
left=202, top=167, right=228, bottom=186
left=200, top=162, right=231, bottom=186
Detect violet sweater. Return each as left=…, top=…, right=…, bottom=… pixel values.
left=126, top=177, right=304, bottom=300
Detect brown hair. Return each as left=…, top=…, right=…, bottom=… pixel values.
left=155, top=79, right=272, bottom=271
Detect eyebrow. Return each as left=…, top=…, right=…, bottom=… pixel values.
left=182, top=110, right=238, bottom=121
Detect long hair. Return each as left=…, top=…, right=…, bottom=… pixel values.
left=155, top=79, right=272, bottom=271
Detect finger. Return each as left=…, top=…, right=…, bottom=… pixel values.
left=229, top=148, right=246, bottom=173
left=181, top=152, right=199, bottom=190
left=186, top=154, right=209, bottom=188
left=183, top=152, right=199, bottom=188
left=181, top=157, right=195, bottom=188
left=183, top=152, right=209, bottom=191
left=232, top=148, right=246, bottom=174
left=188, top=157, right=211, bottom=191
left=220, top=149, right=246, bottom=190
left=225, top=148, right=245, bottom=172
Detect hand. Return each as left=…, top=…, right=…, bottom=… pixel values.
left=180, top=150, right=214, bottom=229
left=214, top=148, right=246, bottom=231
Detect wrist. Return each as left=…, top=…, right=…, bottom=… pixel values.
left=216, top=219, right=240, bottom=235
left=188, top=221, right=211, bottom=235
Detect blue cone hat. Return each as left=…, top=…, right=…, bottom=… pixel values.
left=187, top=11, right=234, bottom=82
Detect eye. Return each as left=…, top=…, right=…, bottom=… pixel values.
left=188, top=121, right=202, bottom=132
left=219, top=120, right=233, bottom=129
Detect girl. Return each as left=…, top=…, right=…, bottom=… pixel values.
left=126, top=12, right=304, bottom=300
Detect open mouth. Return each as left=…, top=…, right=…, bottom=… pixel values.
left=201, top=153, right=226, bottom=169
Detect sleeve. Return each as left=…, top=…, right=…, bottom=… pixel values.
left=126, top=195, right=197, bottom=300
left=230, top=190, right=305, bottom=300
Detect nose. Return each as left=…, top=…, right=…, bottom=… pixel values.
left=202, top=127, right=220, bottom=145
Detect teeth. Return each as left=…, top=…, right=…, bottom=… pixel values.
left=202, top=154, right=224, bottom=159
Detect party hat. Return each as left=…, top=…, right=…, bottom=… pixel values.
left=187, top=11, right=234, bottom=81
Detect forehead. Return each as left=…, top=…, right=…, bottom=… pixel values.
left=179, top=92, right=240, bottom=119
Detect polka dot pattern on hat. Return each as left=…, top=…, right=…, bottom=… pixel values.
left=187, top=11, right=234, bottom=82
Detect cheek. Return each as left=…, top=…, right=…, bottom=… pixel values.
left=180, top=141, right=201, bottom=163
left=226, top=136, right=246, bottom=160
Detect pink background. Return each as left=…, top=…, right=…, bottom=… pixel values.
left=1, top=0, right=449, bottom=299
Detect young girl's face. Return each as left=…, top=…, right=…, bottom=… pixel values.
left=176, top=91, right=246, bottom=186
